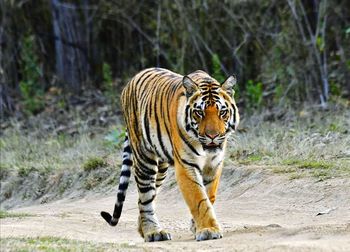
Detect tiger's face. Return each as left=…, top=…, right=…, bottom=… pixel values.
left=183, top=75, right=239, bottom=151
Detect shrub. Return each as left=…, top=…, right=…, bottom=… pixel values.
left=19, top=35, right=44, bottom=114
left=246, top=80, right=263, bottom=109
left=83, top=157, right=107, bottom=172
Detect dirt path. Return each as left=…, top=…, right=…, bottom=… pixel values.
left=1, top=166, right=350, bottom=251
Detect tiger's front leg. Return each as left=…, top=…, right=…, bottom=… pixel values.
left=190, top=164, right=223, bottom=235
left=175, top=160, right=222, bottom=241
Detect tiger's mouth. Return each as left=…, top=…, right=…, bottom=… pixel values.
left=202, top=142, right=222, bottom=151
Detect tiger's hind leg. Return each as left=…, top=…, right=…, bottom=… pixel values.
left=134, top=159, right=171, bottom=242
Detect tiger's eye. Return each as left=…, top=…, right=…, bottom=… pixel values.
left=194, top=110, right=204, bottom=117
left=220, top=110, right=228, bottom=117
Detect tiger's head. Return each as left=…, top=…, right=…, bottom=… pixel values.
left=182, top=72, right=239, bottom=151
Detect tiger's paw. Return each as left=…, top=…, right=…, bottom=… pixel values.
left=144, top=230, right=172, bottom=242
left=195, top=227, right=223, bottom=241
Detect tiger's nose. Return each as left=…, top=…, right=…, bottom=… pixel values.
left=205, top=132, right=219, bottom=140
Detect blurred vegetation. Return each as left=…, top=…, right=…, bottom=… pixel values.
left=19, top=35, right=45, bottom=114
left=0, top=210, right=34, bottom=218
left=83, top=157, right=107, bottom=172
left=0, top=0, right=349, bottom=117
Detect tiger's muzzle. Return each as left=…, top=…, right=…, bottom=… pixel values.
left=198, top=133, right=226, bottom=151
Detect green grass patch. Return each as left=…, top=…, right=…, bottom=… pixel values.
left=246, top=154, right=263, bottom=162
left=282, top=159, right=333, bottom=170
left=83, top=157, right=107, bottom=172
left=0, top=210, right=34, bottom=219
left=272, top=166, right=297, bottom=174
left=234, top=152, right=266, bottom=165
left=0, top=237, right=136, bottom=252
left=276, top=158, right=349, bottom=180
left=312, top=169, right=333, bottom=181
left=288, top=172, right=303, bottom=180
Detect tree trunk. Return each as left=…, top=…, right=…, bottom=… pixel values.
left=51, top=0, right=91, bottom=92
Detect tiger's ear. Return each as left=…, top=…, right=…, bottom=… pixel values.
left=221, top=75, right=237, bottom=96
left=182, top=76, right=198, bottom=96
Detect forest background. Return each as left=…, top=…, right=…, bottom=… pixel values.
left=1, top=0, right=349, bottom=117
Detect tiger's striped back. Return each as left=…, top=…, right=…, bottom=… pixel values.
left=121, top=68, right=183, bottom=165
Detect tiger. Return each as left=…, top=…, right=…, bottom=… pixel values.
left=101, top=67, right=239, bottom=242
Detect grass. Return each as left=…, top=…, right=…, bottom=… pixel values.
left=83, top=157, right=107, bottom=172
left=228, top=108, right=350, bottom=180
left=271, top=159, right=342, bottom=181
left=0, top=210, right=34, bottom=219
left=282, top=159, right=333, bottom=169
left=0, top=120, right=123, bottom=207
left=0, top=122, right=121, bottom=176
left=0, top=131, right=104, bottom=173
left=0, top=237, right=137, bottom=252
left=0, top=107, right=349, bottom=208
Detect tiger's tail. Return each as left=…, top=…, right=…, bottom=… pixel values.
left=101, top=133, right=132, bottom=226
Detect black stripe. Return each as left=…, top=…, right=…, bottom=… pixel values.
left=141, top=217, right=158, bottom=226
left=131, top=89, right=139, bottom=133
left=113, top=204, right=123, bottom=219
left=197, top=198, right=207, bottom=211
left=134, top=161, right=155, bottom=176
left=232, top=106, right=236, bottom=125
left=143, top=109, right=153, bottom=146
left=135, top=69, right=158, bottom=95
left=158, top=167, right=168, bottom=173
left=157, top=86, right=173, bottom=161
left=162, top=84, right=174, bottom=164
left=173, top=151, right=204, bottom=188
left=134, top=175, right=151, bottom=186
left=117, top=192, right=125, bottom=202
left=137, top=69, right=157, bottom=84
left=203, top=205, right=210, bottom=216
left=120, top=170, right=131, bottom=177
left=190, top=128, right=199, bottom=137
left=139, top=75, right=159, bottom=104
left=185, top=175, right=203, bottom=188
left=140, top=210, right=154, bottom=214
left=212, top=94, right=221, bottom=100
left=134, top=168, right=153, bottom=181
left=133, top=72, right=159, bottom=134
left=178, top=128, right=200, bottom=156
left=138, top=186, right=155, bottom=193
left=156, top=176, right=166, bottom=182
left=181, top=158, right=201, bottom=173
left=123, top=145, right=132, bottom=153
left=204, top=179, right=214, bottom=185
left=138, top=153, right=157, bottom=166
left=140, top=195, right=156, bottom=205
left=118, top=182, right=128, bottom=191
left=122, top=159, right=133, bottom=166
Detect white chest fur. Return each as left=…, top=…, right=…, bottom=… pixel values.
left=197, top=149, right=225, bottom=181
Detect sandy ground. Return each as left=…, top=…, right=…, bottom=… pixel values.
left=1, top=166, right=350, bottom=251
